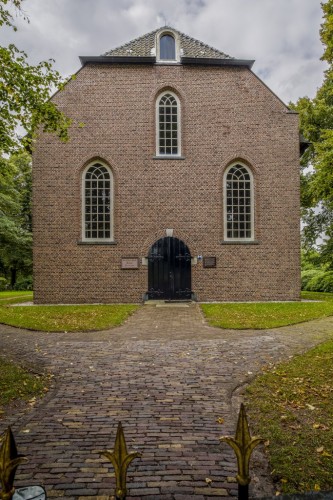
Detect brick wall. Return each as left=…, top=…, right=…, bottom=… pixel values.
left=33, top=63, right=300, bottom=303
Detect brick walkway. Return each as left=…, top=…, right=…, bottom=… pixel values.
left=1, top=303, right=333, bottom=499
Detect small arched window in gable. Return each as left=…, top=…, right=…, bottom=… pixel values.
left=156, top=91, right=181, bottom=156
left=82, top=162, right=113, bottom=241
left=224, top=164, right=254, bottom=240
left=160, top=34, right=176, bottom=60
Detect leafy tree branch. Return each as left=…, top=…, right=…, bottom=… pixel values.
left=0, top=0, right=70, bottom=154
left=292, top=0, right=333, bottom=269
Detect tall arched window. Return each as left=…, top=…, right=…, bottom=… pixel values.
left=156, top=91, right=181, bottom=156
left=82, top=162, right=113, bottom=241
left=160, top=34, right=176, bottom=60
left=224, top=163, right=254, bottom=240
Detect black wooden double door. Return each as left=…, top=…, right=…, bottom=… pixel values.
left=147, top=237, right=192, bottom=300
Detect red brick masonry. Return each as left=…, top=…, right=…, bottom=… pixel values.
left=33, top=62, right=300, bottom=303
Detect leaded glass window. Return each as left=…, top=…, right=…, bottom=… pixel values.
left=83, top=163, right=113, bottom=240
left=225, top=164, right=253, bottom=240
left=157, top=92, right=180, bottom=156
left=160, top=34, right=176, bottom=60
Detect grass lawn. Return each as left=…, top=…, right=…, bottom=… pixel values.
left=245, top=340, right=333, bottom=494
left=0, top=290, right=33, bottom=300
left=2, top=291, right=333, bottom=331
left=0, top=357, right=48, bottom=414
left=0, top=292, right=34, bottom=307
left=201, top=291, right=333, bottom=329
left=0, top=291, right=138, bottom=331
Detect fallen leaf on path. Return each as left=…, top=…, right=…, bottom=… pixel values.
left=306, top=404, right=316, bottom=411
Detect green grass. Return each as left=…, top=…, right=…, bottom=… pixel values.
left=0, top=357, right=48, bottom=413
left=0, top=291, right=138, bottom=331
left=245, top=340, right=333, bottom=494
left=201, top=291, right=333, bottom=329
left=0, top=294, right=34, bottom=308
left=0, top=291, right=33, bottom=300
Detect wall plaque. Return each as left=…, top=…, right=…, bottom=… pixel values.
left=203, top=256, right=216, bottom=268
left=121, top=258, right=139, bottom=269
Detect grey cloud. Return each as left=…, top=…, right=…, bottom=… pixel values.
left=2, top=0, right=325, bottom=102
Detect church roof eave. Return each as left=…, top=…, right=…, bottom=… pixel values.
left=79, top=55, right=254, bottom=69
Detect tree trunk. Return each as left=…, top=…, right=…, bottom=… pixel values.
left=10, top=267, right=17, bottom=288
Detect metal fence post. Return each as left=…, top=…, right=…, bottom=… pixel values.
left=220, top=404, right=263, bottom=500
left=99, top=421, right=141, bottom=500
left=0, top=427, right=27, bottom=500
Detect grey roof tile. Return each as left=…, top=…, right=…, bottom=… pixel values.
left=104, top=26, right=234, bottom=59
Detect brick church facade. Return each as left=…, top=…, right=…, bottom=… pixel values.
left=33, top=27, right=301, bottom=304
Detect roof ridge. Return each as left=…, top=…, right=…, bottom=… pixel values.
left=103, top=25, right=234, bottom=60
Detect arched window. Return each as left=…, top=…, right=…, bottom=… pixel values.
left=224, top=164, right=254, bottom=240
left=160, top=34, right=176, bottom=60
left=82, top=162, right=113, bottom=241
left=156, top=91, right=181, bottom=156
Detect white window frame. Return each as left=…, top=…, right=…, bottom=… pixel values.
left=223, top=163, right=254, bottom=241
left=81, top=161, right=114, bottom=242
left=155, top=91, right=181, bottom=157
left=156, top=30, right=180, bottom=63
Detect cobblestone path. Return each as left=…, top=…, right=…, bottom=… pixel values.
left=1, top=303, right=333, bottom=499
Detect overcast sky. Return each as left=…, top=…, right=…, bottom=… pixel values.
left=3, top=0, right=326, bottom=104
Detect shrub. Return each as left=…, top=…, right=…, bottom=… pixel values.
left=13, top=276, right=33, bottom=291
left=320, top=271, right=333, bottom=293
left=301, top=269, right=323, bottom=290
left=301, top=249, right=322, bottom=271
left=0, top=277, right=8, bottom=291
left=303, top=270, right=333, bottom=292
left=306, top=271, right=327, bottom=292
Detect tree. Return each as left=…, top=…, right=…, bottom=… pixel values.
left=0, top=152, right=32, bottom=287
left=0, top=1, right=71, bottom=287
left=0, top=0, right=71, bottom=154
left=292, top=0, right=333, bottom=268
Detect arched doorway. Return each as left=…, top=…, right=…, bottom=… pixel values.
left=147, top=237, right=192, bottom=300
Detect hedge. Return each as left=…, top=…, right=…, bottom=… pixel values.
left=301, top=270, right=333, bottom=293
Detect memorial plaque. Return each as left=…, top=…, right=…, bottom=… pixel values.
left=121, top=258, right=139, bottom=269
left=203, top=256, right=216, bottom=268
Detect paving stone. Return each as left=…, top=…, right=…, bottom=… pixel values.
left=129, top=488, right=160, bottom=495
left=1, top=305, right=333, bottom=498
left=195, top=487, right=229, bottom=496
left=78, top=497, right=110, bottom=500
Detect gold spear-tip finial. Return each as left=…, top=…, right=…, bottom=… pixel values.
left=220, top=404, right=263, bottom=486
left=0, top=427, right=28, bottom=500
left=99, top=422, right=141, bottom=500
